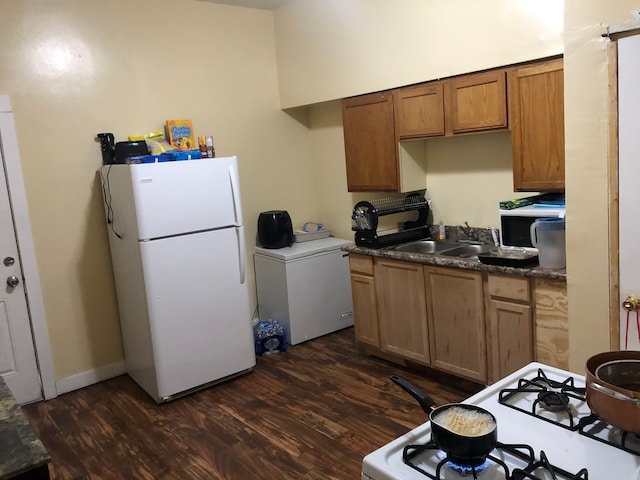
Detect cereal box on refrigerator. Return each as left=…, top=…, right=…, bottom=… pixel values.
left=166, top=119, right=195, bottom=151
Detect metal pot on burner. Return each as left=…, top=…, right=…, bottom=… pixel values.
left=390, top=375, right=497, bottom=466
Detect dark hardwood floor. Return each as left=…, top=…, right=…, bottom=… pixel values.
left=23, top=327, right=483, bottom=479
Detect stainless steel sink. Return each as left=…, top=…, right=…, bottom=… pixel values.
left=390, top=240, right=459, bottom=254
left=438, top=244, right=495, bottom=259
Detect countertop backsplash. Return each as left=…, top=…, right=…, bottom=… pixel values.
left=428, top=225, right=499, bottom=245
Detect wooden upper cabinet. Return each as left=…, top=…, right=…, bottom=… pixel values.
left=393, top=83, right=445, bottom=139
left=446, top=70, right=508, bottom=134
left=342, top=92, right=399, bottom=192
left=509, top=58, right=565, bottom=192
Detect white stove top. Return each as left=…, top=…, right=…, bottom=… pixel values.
left=362, top=363, right=640, bottom=479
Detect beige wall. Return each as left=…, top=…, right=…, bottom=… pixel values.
left=564, top=1, right=640, bottom=371
left=0, top=0, right=318, bottom=381
left=275, top=0, right=564, bottom=108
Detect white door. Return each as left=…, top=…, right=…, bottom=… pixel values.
left=618, top=34, right=640, bottom=350
left=0, top=130, right=42, bottom=403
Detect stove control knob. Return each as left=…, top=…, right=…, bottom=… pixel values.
left=623, top=295, right=640, bottom=312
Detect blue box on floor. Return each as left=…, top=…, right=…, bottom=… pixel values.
left=253, top=320, right=287, bottom=355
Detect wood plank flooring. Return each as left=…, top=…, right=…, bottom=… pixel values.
left=23, top=327, right=483, bottom=479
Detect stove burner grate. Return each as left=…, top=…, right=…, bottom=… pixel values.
left=498, top=368, right=586, bottom=430
left=401, top=442, right=586, bottom=479
left=499, top=368, right=640, bottom=455
left=577, top=413, right=640, bottom=456
left=512, top=450, right=589, bottom=479
left=402, top=441, right=528, bottom=480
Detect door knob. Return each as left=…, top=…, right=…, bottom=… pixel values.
left=623, top=295, right=640, bottom=311
left=6, top=275, right=19, bottom=288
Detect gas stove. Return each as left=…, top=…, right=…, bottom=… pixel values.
left=362, top=363, right=640, bottom=480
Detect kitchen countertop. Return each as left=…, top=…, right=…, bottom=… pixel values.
left=342, top=243, right=566, bottom=280
left=0, top=377, right=50, bottom=479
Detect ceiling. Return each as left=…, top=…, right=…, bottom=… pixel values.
left=198, top=0, right=295, bottom=10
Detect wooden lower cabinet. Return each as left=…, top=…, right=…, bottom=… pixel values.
left=534, top=278, right=569, bottom=369
left=424, top=266, right=487, bottom=382
left=349, top=253, right=565, bottom=384
left=374, top=258, right=430, bottom=364
left=486, top=274, right=534, bottom=383
left=349, top=255, right=379, bottom=348
left=350, top=273, right=379, bottom=347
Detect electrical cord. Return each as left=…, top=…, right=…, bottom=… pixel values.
left=99, top=165, right=122, bottom=239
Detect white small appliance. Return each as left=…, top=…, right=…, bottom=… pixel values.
left=254, top=237, right=354, bottom=345
left=499, top=205, right=566, bottom=252
left=362, top=362, right=640, bottom=479
left=101, top=156, right=256, bottom=403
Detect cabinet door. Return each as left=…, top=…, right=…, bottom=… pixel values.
left=425, top=267, right=486, bottom=382
left=375, top=259, right=430, bottom=364
left=487, top=299, right=533, bottom=382
left=350, top=272, right=379, bottom=348
left=509, top=58, right=565, bottom=192
left=446, top=70, right=508, bottom=134
left=534, top=278, right=569, bottom=369
left=342, top=92, right=398, bottom=192
left=394, top=83, right=445, bottom=138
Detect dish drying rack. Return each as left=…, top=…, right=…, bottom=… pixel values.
left=352, top=191, right=430, bottom=249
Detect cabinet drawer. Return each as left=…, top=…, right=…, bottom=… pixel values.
left=349, top=254, right=374, bottom=275
left=487, top=274, right=530, bottom=302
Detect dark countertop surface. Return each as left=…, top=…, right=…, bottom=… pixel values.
left=342, top=243, right=567, bottom=280
left=0, top=378, right=50, bottom=479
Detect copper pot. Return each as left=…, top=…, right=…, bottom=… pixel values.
left=586, top=351, right=640, bottom=433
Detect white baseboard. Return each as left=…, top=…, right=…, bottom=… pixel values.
left=55, top=361, right=126, bottom=396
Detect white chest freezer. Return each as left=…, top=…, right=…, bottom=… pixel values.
left=254, top=237, right=354, bottom=345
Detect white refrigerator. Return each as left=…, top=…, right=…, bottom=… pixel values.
left=254, top=238, right=354, bottom=345
left=101, top=156, right=255, bottom=403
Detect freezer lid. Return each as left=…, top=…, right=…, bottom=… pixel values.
left=130, top=156, right=244, bottom=239
left=254, top=237, right=352, bottom=261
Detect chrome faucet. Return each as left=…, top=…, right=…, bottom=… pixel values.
left=459, top=221, right=480, bottom=243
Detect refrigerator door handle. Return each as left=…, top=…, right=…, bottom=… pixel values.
left=236, top=226, right=246, bottom=285
left=228, top=163, right=243, bottom=226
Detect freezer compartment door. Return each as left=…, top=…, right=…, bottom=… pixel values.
left=131, top=156, right=243, bottom=239
left=140, top=228, right=255, bottom=399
